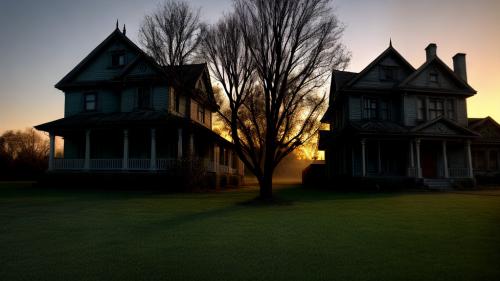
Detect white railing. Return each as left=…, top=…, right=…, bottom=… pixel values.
left=51, top=158, right=241, bottom=175
left=54, top=159, right=84, bottom=170
left=90, top=159, right=122, bottom=170
left=449, top=167, right=470, bottom=178
left=128, top=159, right=150, bottom=170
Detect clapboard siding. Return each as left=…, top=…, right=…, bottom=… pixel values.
left=348, top=96, right=362, bottom=120
left=100, top=90, right=120, bottom=113
left=404, top=95, right=417, bottom=126
left=407, top=67, right=460, bottom=91
left=352, top=55, right=413, bottom=89
left=75, top=41, right=137, bottom=82
left=456, top=98, right=467, bottom=125
left=121, top=88, right=135, bottom=112
left=153, top=86, right=168, bottom=110
left=65, top=91, right=83, bottom=117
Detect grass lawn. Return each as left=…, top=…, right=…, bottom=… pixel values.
left=1, top=182, right=500, bottom=281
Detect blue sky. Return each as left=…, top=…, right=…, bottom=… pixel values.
left=1, top=0, right=499, bottom=133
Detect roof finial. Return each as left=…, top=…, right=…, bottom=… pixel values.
left=116, top=19, right=119, bottom=30
left=389, top=38, right=392, bottom=47
left=123, top=24, right=126, bottom=35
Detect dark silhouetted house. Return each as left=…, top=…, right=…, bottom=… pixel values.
left=315, top=42, right=492, bottom=189
left=468, top=117, right=500, bottom=183
left=35, top=25, right=243, bottom=188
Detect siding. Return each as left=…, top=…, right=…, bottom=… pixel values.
left=456, top=98, right=467, bottom=125
left=407, top=66, right=460, bottom=90
left=404, top=95, right=417, bottom=126
left=121, top=88, right=136, bottom=112
left=153, top=86, right=168, bottom=111
left=100, top=90, right=120, bottom=113
left=65, top=91, right=83, bottom=117
left=348, top=96, right=362, bottom=120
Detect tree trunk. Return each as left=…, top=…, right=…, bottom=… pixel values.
left=259, top=170, right=273, bottom=199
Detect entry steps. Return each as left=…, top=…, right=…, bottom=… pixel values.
left=423, top=179, right=453, bottom=191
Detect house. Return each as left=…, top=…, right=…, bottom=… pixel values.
left=35, top=25, right=244, bottom=188
left=468, top=117, right=500, bottom=183
left=315, top=42, right=484, bottom=189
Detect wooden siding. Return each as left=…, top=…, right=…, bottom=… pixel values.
left=348, top=96, right=362, bottom=120
left=352, top=55, right=413, bottom=89
left=406, top=66, right=460, bottom=91
left=75, top=41, right=137, bottom=82
left=404, top=95, right=417, bottom=126
left=153, top=86, right=168, bottom=111
left=456, top=98, right=467, bottom=125
left=65, top=91, right=83, bottom=117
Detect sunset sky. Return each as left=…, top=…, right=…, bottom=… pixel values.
left=1, top=0, right=499, bottom=133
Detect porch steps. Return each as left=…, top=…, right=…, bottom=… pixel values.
left=423, top=179, right=453, bottom=191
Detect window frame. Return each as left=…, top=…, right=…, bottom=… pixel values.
left=428, top=98, right=444, bottom=120
left=446, top=98, right=456, bottom=120
left=379, top=66, right=398, bottom=81
left=197, top=104, right=205, bottom=123
left=111, top=51, right=126, bottom=68
left=416, top=97, right=426, bottom=121
left=429, top=72, right=439, bottom=83
left=137, top=86, right=152, bottom=109
left=363, top=97, right=378, bottom=120
left=379, top=99, right=390, bottom=121
left=84, top=92, right=97, bottom=112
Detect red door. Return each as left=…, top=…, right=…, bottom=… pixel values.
left=422, top=150, right=437, bottom=178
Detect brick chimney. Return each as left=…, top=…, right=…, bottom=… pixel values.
left=453, top=53, right=467, bottom=82
left=425, top=43, right=437, bottom=61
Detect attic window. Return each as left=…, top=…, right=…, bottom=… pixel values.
left=429, top=72, right=439, bottom=83
left=380, top=66, right=398, bottom=81
left=111, top=52, right=126, bottom=67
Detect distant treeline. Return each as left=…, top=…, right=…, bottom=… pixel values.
left=0, top=128, right=49, bottom=180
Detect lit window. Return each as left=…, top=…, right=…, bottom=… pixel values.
left=363, top=98, right=377, bottom=120
left=84, top=93, right=97, bottom=111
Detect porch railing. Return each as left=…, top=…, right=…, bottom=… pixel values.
left=51, top=158, right=241, bottom=175
left=448, top=167, right=470, bottom=178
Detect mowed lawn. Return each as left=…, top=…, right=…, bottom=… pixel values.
left=1, top=183, right=500, bottom=281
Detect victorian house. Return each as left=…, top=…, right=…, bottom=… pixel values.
left=317, top=42, right=489, bottom=189
left=35, top=25, right=244, bottom=188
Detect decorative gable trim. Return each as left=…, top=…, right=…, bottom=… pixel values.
left=411, top=116, right=479, bottom=137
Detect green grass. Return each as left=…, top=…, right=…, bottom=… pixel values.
left=1, top=183, right=500, bottom=281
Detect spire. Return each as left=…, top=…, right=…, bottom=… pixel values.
left=123, top=24, right=126, bottom=35
left=116, top=19, right=119, bottom=30
left=389, top=38, right=392, bottom=47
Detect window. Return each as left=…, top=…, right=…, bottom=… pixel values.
left=197, top=105, right=205, bottom=123
left=446, top=99, right=455, bottom=120
left=429, top=72, right=439, bottom=83
left=111, top=52, right=126, bottom=67
left=417, top=97, right=426, bottom=120
left=363, top=98, right=377, bottom=120
left=379, top=100, right=390, bottom=120
left=137, top=87, right=151, bottom=109
left=489, top=150, right=498, bottom=170
left=380, top=66, right=398, bottom=81
left=428, top=98, right=444, bottom=119
left=84, top=93, right=97, bottom=111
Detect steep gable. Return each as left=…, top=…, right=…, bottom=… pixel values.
left=411, top=117, right=479, bottom=137
left=469, top=117, right=500, bottom=142
left=347, top=45, right=415, bottom=89
left=55, top=28, right=149, bottom=89
left=399, top=57, right=476, bottom=95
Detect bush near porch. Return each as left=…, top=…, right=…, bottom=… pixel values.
left=1, top=182, right=499, bottom=281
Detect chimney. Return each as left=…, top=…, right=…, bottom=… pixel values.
left=425, top=43, right=437, bottom=61
left=453, top=53, right=467, bottom=82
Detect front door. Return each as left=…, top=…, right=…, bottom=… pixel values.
left=422, top=149, right=438, bottom=178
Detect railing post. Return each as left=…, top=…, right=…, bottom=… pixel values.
left=84, top=129, right=91, bottom=171
left=361, top=139, right=366, bottom=177
left=123, top=129, right=129, bottom=170
left=48, top=132, right=55, bottom=171
left=465, top=140, right=473, bottom=178
left=150, top=128, right=157, bottom=171
left=415, top=139, right=422, bottom=178
left=442, top=140, right=449, bottom=178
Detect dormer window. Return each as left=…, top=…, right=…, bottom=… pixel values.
left=380, top=66, right=398, bottom=81
left=111, top=52, right=126, bottom=67
left=429, top=72, right=439, bottom=83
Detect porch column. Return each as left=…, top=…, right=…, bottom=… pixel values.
left=122, top=129, right=129, bottom=170
left=177, top=128, right=183, bottom=159
left=84, top=129, right=90, bottom=170
left=188, top=133, right=194, bottom=158
left=377, top=140, right=382, bottom=174
left=361, top=139, right=366, bottom=177
left=415, top=139, right=422, bottom=178
left=150, top=128, right=157, bottom=170
left=48, top=132, right=55, bottom=171
left=228, top=151, right=233, bottom=174
left=442, top=140, right=449, bottom=178
left=214, top=144, right=219, bottom=173
left=409, top=141, right=415, bottom=168
left=465, top=140, right=473, bottom=178
left=408, top=140, right=415, bottom=177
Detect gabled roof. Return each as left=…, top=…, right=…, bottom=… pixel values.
left=398, top=56, right=476, bottom=94
left=346, top=45, right=416, bottom=87
left=55, top=27, right=150, bottom=89
left=468, top=116, right=500, bottom=130
left=410, top=116, right=479, bottom=137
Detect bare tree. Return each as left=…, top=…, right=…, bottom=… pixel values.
left=201, top=0, right=350, bottom=199
left=139, top=0, right=205, bottom=66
